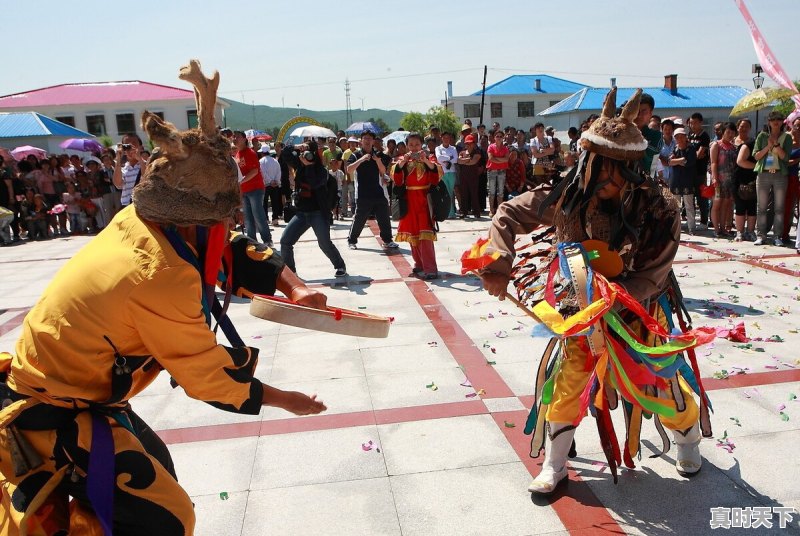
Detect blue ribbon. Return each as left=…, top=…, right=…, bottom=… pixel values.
left=87, top=414, right=115, bottom=535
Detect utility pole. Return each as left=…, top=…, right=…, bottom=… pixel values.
left=251, top=100, right=256, bottom=129
left=360, top=97, right=365, bottom=111
left=345, top=78, right=353, bottom=125
left=479, top=65, right=487, bottom=126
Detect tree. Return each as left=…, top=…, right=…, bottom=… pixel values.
left=400, top=111, right=426, bottom=134
left=368, top=117, right=391, bottom=135
left=400, top=106, right=461, bottom=137
left=773, top=81, right=800, bottom=118
left=425, top=106, right=461, bottom=137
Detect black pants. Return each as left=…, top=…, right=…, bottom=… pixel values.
left=479, top=172, right=488, bottom=211
left=694, top=183, right=710, bottom=225
left=459, top=174, right=481, bottom=217
left=263, top=186, right=283, bottom=222
left=348, top=196, right=393, bottom=245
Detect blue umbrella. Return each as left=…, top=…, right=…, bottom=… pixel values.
left=59, top=138, right=103, bottom=153
left=345, top=121, right=380, bottom=135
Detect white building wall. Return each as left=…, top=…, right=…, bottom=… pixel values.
left=446, top=93, right=577, bottom=131
left=0, top=100, right=226, bottom=144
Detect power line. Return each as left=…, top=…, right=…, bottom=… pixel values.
left=219, top=68, right=479, bottom=95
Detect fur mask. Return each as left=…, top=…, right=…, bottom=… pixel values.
left=579, top=87, right=647, bottom=162
left=133, top=60, right=240, bottom=226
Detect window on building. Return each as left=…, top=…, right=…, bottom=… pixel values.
left=152, top=111, right=164, bottom=120
left=490, top=102, right=502, bottom=118
left=187, top=110, right=198, bottom=129
left=549, top=100, right=561, bottom=107
left=55, top=116, right=75, bottom=127
left=517, top=101, right=535, bottom=117
left=85, top=114, right=107, bottom=136
left=463, top=103, right=481, bottom=118
left=116, top=113, right=136, bottom=135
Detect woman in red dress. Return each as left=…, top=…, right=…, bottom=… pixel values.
left=391, top=133, right=441, bottom=279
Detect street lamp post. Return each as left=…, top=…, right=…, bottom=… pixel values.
left=753, top=63, right=764, bottom=131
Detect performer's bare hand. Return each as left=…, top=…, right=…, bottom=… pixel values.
left=280, top=391, right=327, bottom=415
left=481, top=272, right=510, bottom=300
left=290, top=286, right=328, bottom=310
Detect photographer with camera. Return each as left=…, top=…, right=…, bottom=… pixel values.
left=279, top=141, right=347, bottom=278
left=346, top=130, right=398, bottom=250
left=112, top=142, right=141, bottom=207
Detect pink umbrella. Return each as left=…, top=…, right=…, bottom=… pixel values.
left=11, top=145, right=47, bottom=160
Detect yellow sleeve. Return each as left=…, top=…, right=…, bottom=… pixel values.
left=128, top=265, right=263, bottom=414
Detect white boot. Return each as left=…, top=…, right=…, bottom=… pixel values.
left=528, top=422, right=575, bottom=494
left=673, top=422, right=702, bottom=476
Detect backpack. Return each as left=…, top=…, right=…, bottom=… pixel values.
left=428, top=181, right=451, bottom=222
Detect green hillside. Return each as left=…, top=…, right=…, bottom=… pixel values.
left=222, top=99, right=406, bottom=133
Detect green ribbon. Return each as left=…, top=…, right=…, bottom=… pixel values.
left=606, top=341, right=676, bottom=417
left=605, top=311, right=693, bottom=366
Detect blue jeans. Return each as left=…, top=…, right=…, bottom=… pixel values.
left=279, top=210, right=345, bottom=273
left=242, top=189, right=271, bottom=243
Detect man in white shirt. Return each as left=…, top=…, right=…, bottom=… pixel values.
left=435, top=132, right=459, bottom=218
left=112, top=144, right=141, bottom=207
left=259, top=145, right=283, bottom=226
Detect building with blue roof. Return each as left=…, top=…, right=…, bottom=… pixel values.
left=0, top=112, right=95, bottom=154
left=444, top=75, right=590, bottom=132
left=539, top=75, right=768, bottom=132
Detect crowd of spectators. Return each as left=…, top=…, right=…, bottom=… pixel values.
left=0, top=135, right=149, bottom=246
left=5, top=101, right=798, bottom=260
left=654, top=110, right=799, bottom=249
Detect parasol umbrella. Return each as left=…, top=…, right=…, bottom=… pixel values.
left=11, top=145, right=47, bottom=160
left=253, top=134, right=273, bottom=142
left=383, top=130, right=410, bottom=145
left=289, top=125, right=337, bottom=139
left=59, top=138, right=103, bottom=153
left=730, top=87, right=798, bottom=117
left=345, top=121, right=380, bottom=135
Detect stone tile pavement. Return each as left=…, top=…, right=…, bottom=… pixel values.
left=1, top=214, right=799, bottom=535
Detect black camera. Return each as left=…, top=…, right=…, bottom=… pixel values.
left=121, top=144, right=133, bottom=151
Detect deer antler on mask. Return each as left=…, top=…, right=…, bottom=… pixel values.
left=579, top=87, right=648, bottom=162
left=132, top=60, right=240, bottom=226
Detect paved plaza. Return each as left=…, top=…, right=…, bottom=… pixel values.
left=2, top=216, right=799, bottom=535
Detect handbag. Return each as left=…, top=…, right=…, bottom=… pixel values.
left=737, top=181, right=756, bottom=200
left=700, top=183, right=715, bottom=199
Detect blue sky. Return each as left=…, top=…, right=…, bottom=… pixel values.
left=3, top=0, right=797, bottom=112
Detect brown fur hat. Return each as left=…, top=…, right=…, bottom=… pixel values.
left=580, top=88, right=647, bottom=161
left=133, top=60, right=240, bottom=226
